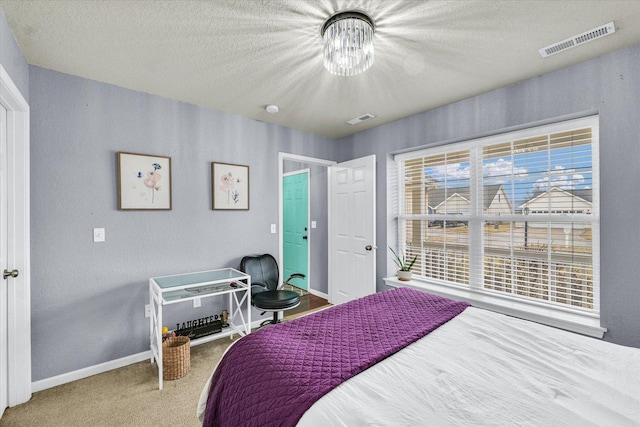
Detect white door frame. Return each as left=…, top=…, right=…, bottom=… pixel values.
left=278, top=153, right=335, bottom=298
left=0, top=64, right=31, bottom=407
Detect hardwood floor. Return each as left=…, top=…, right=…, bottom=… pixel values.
left=286, top=292, right=330, bottom=318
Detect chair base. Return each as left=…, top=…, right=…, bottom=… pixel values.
left=259, top=312, right=282, bottom=327
left=255, top=298, right=301, bottom=329
left=253, top=290, right=300, bottom=328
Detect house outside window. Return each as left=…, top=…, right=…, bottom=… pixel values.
left=394, top=116, right=600, bottom=332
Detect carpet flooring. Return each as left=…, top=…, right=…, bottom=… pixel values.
left=1, top=338, right=232, bottom=426
left=0, top=294, right=329, bottom=427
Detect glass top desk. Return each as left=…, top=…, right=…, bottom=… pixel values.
left=149, top=268, right=251, bottom=389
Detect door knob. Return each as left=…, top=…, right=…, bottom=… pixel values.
left=302, top=236, right=308, bottom=240
left=365, top=245, right=373, bottom=251
left=3, top=269, right=19, bottom=279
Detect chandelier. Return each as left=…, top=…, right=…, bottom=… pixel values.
left=321, top=11, right=375, bottom=76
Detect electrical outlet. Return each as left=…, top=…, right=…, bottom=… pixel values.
left=145, top=304, right=151, bottom=318
left=193, top=298, right=201, bottom=308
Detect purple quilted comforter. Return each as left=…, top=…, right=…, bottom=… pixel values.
left=203, top=287, right=469, bottom=426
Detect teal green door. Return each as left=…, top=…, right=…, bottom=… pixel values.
left=283, top=172, right=309, bottom=291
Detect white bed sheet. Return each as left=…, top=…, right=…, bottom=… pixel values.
left=198, top=307, right=640, bottom=426
left=297, top=307, right=640, bottom=426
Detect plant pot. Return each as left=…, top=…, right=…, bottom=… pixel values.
left=397, top=270, right=412, bottom=281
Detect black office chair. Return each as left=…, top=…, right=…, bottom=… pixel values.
left=239, top=254, right=305, bottom=327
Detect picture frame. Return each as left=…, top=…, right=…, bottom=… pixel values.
left=212, top=162, right=250, bottom=210
left=118, top=151, right=172, bottom=210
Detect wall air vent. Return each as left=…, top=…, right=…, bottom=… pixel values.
left=347, top=113, right=376, bottom=125
left=539, top=22, right=616, bottom=58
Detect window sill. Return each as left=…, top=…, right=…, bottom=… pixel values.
left=383, top=277, right=606, bottom=339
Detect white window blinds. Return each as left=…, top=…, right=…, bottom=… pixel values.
left=396, top=116, right=599, bottom=313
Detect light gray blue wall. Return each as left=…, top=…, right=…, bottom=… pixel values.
left=338, top=45, right=640, bottom=348
left=0, top=7, right=28, bottom=100
left=29, top=66, right=337, bottom=381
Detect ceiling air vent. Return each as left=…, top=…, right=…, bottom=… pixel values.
left=347, top=113, right=376, bottom=125
left=539, top=22, right=616, bottom=58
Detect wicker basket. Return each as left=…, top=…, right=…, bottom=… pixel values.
left=162, top=336, right=190, bottom=380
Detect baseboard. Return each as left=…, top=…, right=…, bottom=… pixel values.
left=31, top=350, right=152, bottom=393
left=309, top=289, right=328, bottom=300
left=32, top=318, right=286, bottom=393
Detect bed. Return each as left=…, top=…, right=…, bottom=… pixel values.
left=197, top=287, right=640, bottom=426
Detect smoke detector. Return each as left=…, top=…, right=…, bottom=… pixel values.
left=539, top=22, right=616, bottom=58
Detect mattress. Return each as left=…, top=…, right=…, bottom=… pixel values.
left=198, top=304, right=640, bottom=426
left=298, top=307, right=640, bottom=426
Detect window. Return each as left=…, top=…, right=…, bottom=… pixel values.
left=395, top=116, right=599, bottom=325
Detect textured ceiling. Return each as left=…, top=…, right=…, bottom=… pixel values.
left=1, top=0, right=640, bottom=139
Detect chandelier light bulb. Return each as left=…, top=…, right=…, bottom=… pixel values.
left=321, top=11, right=375, bottom=77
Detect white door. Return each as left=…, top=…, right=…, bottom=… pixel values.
left=0, top=64, right=31, bottom=412
left=0, top=104, right=7, bottom=417
left=329, top=155, right=376, bottom=304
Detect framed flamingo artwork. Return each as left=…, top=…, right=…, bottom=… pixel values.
left=118, top=151, right=172, bottom=210
left=212, top=162, right=249, bottom=210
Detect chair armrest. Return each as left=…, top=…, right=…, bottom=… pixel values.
left=250, top=284, right=268, bottom=294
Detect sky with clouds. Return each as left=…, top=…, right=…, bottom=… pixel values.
left=425, top=145, right=592, bottom=206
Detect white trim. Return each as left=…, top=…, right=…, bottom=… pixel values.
left=31, top=315, right=285, bottom=393
left=393, top=115, right=600, bottom=330
left=31, top=307, right=330, bottom=393
left=32, top=351, right=152, bottom=393
left=32, top=307, right=330, bottom=393
left=394, top=116, right=599, bottom=162
left=283, top=169, right=311, bottom=177
left=278, top=153, right=336, bottom=298
left=0, top=64, right=31, bottom=406
left=384, top=277, right=606, bottom=338
left=309, top=289, right=329, bottom=300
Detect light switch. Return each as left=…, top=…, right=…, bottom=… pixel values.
left=93, top=228, right=105, bottom=243
left=311, top=221, right=317, bottom=229
left=271, top=224, right=277, bottom=234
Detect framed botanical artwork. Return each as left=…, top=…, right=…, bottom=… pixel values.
left=212, top=162, right=249, bottom=210
left=118, top=151, right=172, bottom=210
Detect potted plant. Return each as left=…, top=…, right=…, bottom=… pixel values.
left=389, top=246, right=417, bottom=281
